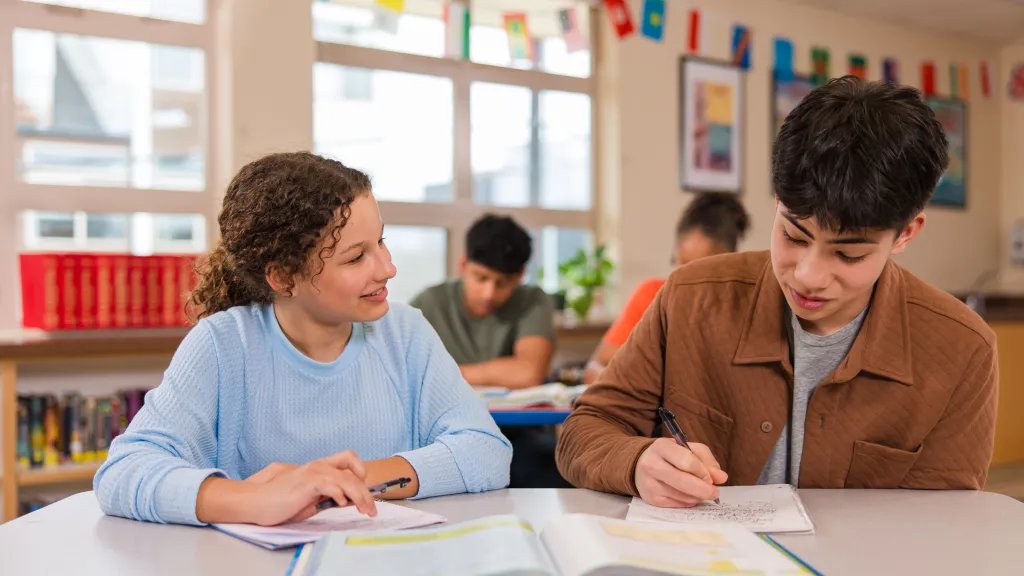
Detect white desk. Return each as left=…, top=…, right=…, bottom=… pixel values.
left=1, top=489, right=1022, bottom=575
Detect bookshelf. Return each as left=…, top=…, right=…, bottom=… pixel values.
left=0, top=328, right=187, bottom=521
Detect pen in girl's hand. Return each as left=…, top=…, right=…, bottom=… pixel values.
left=314, top=476, right=413, bottom=512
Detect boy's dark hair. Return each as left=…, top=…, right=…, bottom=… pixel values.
left=465, top=214, right=532, bottom=275
left=190, top=152, right=372, bottom=320
left=676, top=192, right=750, bottom=251
left=772, top=76, right=949, bottom=232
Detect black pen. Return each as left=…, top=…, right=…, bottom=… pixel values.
left=657, top=406, right=721, bottom=505
left=315, top=476, right=413, bottom=512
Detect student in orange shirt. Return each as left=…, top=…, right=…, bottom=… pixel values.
left=583, top=193, right=749, bottom=384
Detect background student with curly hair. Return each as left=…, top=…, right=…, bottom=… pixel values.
left=94, top=152, right=511, bottom=526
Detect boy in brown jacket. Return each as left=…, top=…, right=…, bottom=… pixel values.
left=556, top=77, right=998, bottom=507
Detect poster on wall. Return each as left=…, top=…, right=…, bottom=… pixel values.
left=679, top=57, right=743, bottom=193
left=772, top=74, right=815, bottom=139
left=927, top=98, right=967, bottom=208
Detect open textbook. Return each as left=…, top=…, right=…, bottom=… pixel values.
left=478, top=382, right=588, bottom=409
left=212, top=501, right=446, bottom=550
left=285, top=513, right=819, bottom=576
left=627, top=484, right=815, bottom=534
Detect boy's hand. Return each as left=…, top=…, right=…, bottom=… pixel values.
left=634, top=438, right=729, bottom=508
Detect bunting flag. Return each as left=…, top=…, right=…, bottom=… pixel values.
left=883, top=58, right=899, bottom=84
left=641, top=0, right=665, bottom=41
left=921, top=61, right=936, bottom=96
left=604, top=0, right=635, bottom=39
left=958, top=63, right=969, bottom=100
left=980, top=61, right=992, bottom=98
left=503, top=12, right=532, bottom=62
left=1011, top=63, right=1024, bottom=101
left=375, top=0, right=405, bottom=12
left=811, top=47, right=830, bottom=86
left=949, top=63, right=959, bottom=99
left=773, top=37, right=794, bottom=82
left=444, top=2, right=470, bottom=59
left=558, top=7, right=586, bottom=53
left=731, top=25, right=751, bottom=70
left=849, top=54, right=867, bottom=79
left=372, top=5, right=400, bottom=34
left=687, top=9, right=700, bottom=53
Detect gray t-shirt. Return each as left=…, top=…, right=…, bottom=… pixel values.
left=410, top=279, right=555, bottom=365
left=758, top=307, right=868, bottom=486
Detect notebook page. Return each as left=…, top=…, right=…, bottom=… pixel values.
left=626, top=484, right=815, bottom=534
left=540, top=514, right=811, bottom=576
left=212, top=500, right=447, bottom=549
left=311, top=515, right=555, bottom=575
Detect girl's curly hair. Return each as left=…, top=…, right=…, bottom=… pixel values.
left=188, top=152, right=371, bottom=320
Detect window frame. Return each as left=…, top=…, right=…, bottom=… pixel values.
left=314, top=6, right=599, bottom=279
left=0, top=1, right=217, bottom=243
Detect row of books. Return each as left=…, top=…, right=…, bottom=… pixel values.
left=19, top=253, right=199, bottom=330
left=16, top=390, right=148, bottom=469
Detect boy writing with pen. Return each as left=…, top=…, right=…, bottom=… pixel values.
left=556, top=77, right=998, bottom=507
left=94, top=153, right=511, bottom=527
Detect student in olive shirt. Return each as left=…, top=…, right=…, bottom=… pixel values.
left=412, top=214, right=566, bottom=487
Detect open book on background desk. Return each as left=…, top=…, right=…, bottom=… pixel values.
left=286, top=513, right=819, bottom=576
left=212, top=501, right=446, bottom=550
left=477, top=382, right=587, bottom=409
left=627, top=484, right=815, bottom=534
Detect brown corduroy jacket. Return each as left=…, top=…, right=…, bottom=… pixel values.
left=556, top=251, right=998, bottom=494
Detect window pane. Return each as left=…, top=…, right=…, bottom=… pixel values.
left=21, top=0, right=206, bottom=23
left=528, top=227, right=592, bottom=293
left=539, top=90, right=591, bottom=210
left=36, top=212, right=75, bottom=239
left=471, top=82, right=531, bottom=207
left=86, top=213, right=128, bottom=240
left=14, top=29, right=206, bottom=190
left=470, top=1, right=590, bottom=77
left=313, top=0, right=445, bottom=58
left=385, top=225, right=447, bottom=303
left=314, top=63, right=453, bottom=202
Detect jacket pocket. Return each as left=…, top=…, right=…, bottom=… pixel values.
left=667, top=395, right=734, bottom=467
left=844, top=440, right=922, bottom=488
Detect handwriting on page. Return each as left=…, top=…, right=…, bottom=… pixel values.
left=635, top=502, right=778, bottom=528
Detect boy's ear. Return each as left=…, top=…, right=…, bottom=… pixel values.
left=458, top=255, right=468, bottom=275
left=890, top=212, right=927, bottom=256
left=265, top=264, right=294, bottom=296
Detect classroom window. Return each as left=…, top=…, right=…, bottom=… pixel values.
left=22, top=211, right=205, bottom=254
left=314, top=63, right=454, bottom=202
left=13, top=29, right=206, bottom=191
left=312, top=0, right=446, bottom=58
left=385, top=225, right=448, bottom=303
left=470, top=1, right=591, bottom=78
left=20, top=0, right=206, bottom=23
left=527, top=226, right=592, bottom=293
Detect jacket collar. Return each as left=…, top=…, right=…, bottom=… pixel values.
left=733, top=257, right=914, bottom=386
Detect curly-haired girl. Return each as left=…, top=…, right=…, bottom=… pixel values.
left=94, top=152, right=511, bottom=526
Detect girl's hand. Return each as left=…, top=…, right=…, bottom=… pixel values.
left=245, top=450, right=377, bottom=526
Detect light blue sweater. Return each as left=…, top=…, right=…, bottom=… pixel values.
left=94, top=303, right=511, bottom=525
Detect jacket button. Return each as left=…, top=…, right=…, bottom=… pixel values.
left=760, top=421, right=774, bottom=433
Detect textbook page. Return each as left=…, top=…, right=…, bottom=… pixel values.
left=626, top=484, right=814, bottom=534
left=540, top=514, right=811, bottom=576
left=309, top=515, right=555, bottom=575
left=212, top=501, right=446, bottom=550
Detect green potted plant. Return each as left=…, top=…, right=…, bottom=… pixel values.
left=558, top=245, right=613, bottom=322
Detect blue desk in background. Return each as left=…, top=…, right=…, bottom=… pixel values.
left=489, top=408, right=571, bottom=426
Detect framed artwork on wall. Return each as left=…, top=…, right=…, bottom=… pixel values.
left=772, top=74, right=815, bottom=139
left=679, top=57, right=744, bottom=193
left=927, top=97, right=967, bottom=208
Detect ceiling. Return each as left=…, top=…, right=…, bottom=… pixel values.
left=780, top=0, right=1024, bottom=44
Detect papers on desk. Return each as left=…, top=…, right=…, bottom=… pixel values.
left=212, top=501, right=446, bottom=550
left=627, top=484, right=815, bottom=534
left=286, top=513, right=817, bottom=576
left=478, top=382, right=587, bottom=409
